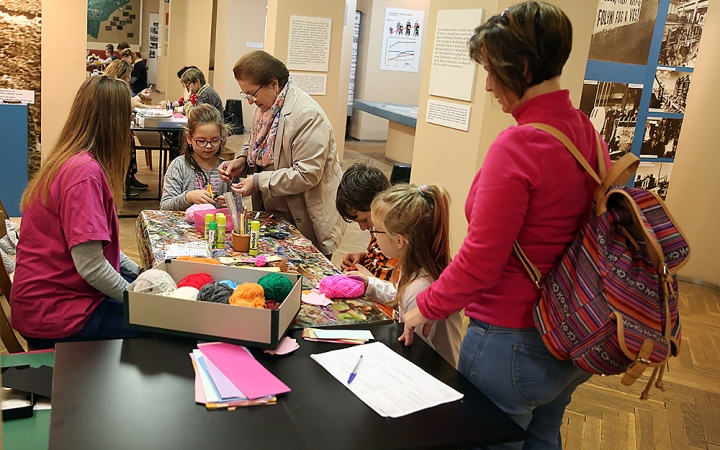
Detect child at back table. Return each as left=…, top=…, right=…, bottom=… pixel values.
left=351, top=183, right=463, bottom=367
left=336, top=162, right=396, bottom=281
left=161, top=104, right=231, bottom=210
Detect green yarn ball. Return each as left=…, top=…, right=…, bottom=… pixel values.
left=257, top=273, right=293, bottom=302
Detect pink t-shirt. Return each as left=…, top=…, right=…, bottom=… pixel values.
left=11, top=152, right=120, bottom=339
left=417, top=90, right=612, bottom=329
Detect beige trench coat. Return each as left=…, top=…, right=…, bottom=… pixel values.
left=239, top=83, right=346, bottom=255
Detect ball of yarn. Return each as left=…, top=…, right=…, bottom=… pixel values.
left=197, top=282, right=234, bottom=304
left=133, top=269, right=177, bottom=294
left=229, top=283, right=266, bottom=308
left=177, top=273, right=214, bottom=290
left=161, top=286, right=200, bottom=300
left=318, top=274, right=365, bottom=299
left=254, top=255, right=267, bottom=267
left=258, top=273, right=293, bottom=302
left=176, top=256, right=221, bottom=265
left=185, top=203, right=216, bottom=223
left=219, top=279, right=238, bottom=290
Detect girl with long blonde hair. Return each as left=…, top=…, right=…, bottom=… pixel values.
left=353, top=183, right=463, bottom=366
left=11, top=75, right=148, bottom=348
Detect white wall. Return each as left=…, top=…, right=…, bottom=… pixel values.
left=350, top=0, right=430, bottom=141
left=213, top=0, right=268, bottom=130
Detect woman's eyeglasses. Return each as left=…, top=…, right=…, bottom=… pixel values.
left=240, top=79, right=268, bottom=102
left=192, top=138, right=223, bottom=148
left=369, top=228, right=387, bottom=237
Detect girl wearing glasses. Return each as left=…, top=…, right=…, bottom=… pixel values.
left=349, top=184, right=463, bottom=367
left=218, top=51, right=345, bottom=257
left=160, top=104, right=231, bottom=210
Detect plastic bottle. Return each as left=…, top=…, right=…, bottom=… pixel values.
left=208, top=222, right=217, bottom=249
left=249, top=220, right=260, bottom=256
left=215, top=213, right=226, bottom=249
left=204, top=213, right=215, bottom=239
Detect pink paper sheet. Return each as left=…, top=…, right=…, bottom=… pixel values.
left=302, top=292, right=332, bottom=306
left=198, top=342, right=291, bottom=399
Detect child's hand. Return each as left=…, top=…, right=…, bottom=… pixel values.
left=341, top=252, right=366, bottom=271
left=186, top=189, right=214, bottom=205
left=399, top=308, right=434, bottom=346
left=344, top=271, right=369, bottom=290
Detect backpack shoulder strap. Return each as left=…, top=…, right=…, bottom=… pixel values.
left=523, top=123, right=604, bottom=185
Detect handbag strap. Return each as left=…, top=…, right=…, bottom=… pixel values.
left=513, top=123, right=606, bottom=285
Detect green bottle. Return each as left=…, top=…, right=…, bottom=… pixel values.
left=208, top=221, right=217, bottom=249
left=215, top=213, right=226, bottom=249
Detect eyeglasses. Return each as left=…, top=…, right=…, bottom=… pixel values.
left=192, top=137, right=223, bottom=148
left=369, top=228, right=387, bottom=237
left=240, top=79, right=268, bottom=102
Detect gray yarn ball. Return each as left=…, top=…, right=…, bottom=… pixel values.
left=196, top=282, right=234, bottom=304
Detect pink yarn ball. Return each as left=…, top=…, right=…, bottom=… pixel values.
left=185, top=204, right=216, bottom=223
left=255, top=255, right=267, bottom=267
left=318, top=274, right=365, bottom=299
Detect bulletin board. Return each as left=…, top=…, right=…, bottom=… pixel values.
left=580, top=0, right=710, bottom=200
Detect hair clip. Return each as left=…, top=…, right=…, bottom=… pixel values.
left=417, top=185, right=428, bottom=197
left=501, top=7, right=511, bottom=19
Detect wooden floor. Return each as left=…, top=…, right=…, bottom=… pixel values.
left=8, top=139, right=720, bottom=448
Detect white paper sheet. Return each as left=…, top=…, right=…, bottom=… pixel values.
left=310, top=342, right=463, bottom=418
left=312, top=329, right=374, bottom=340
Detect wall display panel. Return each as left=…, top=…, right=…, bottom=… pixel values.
left=583, top=0, right=712, bottom=200
left=87, top=0, right=141, bottom=45
left=0, top=0, right=41, bottom=180
left=380, top=8, right=424, bottom=73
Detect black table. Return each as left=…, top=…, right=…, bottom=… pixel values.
left=49, top=324, right=525, bottom=449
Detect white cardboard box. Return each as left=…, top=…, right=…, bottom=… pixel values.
left=123, top=260, right=302, bottom=349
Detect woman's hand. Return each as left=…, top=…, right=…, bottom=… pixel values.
left=216, top=195, right=227, bottom=208
left=218, top=157, right=247, bottom=183
left=344, top=271, right=369, bottom=290
left=186, top=189, right=214, bottom=205
left=140, top=88, right=152, bottom=99
left=342, top=252, right=366, bottom=271
left=399, top=308, right=434, bottom=346
left=231, top=176, right=256, bottom=197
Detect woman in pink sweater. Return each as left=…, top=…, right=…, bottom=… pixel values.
left=402, top=3, right=611, bottom=449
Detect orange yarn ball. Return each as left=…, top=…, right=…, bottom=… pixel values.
left=229, top=283, right=266, bottom=308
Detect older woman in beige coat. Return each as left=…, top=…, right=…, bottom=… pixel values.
left=219, top=51, right=345, bottom=256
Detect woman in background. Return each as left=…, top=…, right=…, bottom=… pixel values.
left=219, top=51, right=345, bottom=257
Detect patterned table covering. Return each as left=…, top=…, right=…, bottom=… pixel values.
left=136, top=210, right=392, bottom=328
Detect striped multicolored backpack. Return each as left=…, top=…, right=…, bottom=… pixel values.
left=513, top=123, right=690, bottom=399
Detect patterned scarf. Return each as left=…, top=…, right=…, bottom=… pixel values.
left=247, top=78, right=291, bottom=168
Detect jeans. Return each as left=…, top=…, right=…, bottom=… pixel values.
left=23, top=276, right=151, bottom=349
left=459, top=319, right=591, bottom=450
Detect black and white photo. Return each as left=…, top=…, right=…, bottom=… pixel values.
left=588, top=0, right=659, bottom=65
left=641, top=117, right=683, bottom=159
left=658, top=0, right=708, bottom=67
left=580, top=81, right=643, bottom=161
left=649, top=68, right=692, bottom=113
left=634, top=162, right=673, bottom=199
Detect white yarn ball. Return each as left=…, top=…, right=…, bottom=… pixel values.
left=161, top=286, right=200, bottom=300
left=132, top=269, right=177, bottom=294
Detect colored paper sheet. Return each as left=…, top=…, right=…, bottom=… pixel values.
left=198, top=342, right=291, bottom=399
left=200, top=351, right=247, bottom=400
left=302, top=292, right=332, bottom=306
left=264, top=337, right=300, bottom=356
left=312, top=329, right=375, bottom=340
left=190, top=354, right=207, bottom=404
left=192, top=350, right=221, bottom=403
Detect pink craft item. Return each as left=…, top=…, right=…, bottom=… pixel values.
left=318, top=274, right=365, bottom=299
left=186, top=204, right=216, bottom=224
left=193, top=208, right=234, bottom=233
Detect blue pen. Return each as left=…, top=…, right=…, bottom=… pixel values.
left=347, top=355, right=363, bottom=384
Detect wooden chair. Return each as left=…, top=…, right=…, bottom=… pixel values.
left=0, top=200, right=25, bottom=353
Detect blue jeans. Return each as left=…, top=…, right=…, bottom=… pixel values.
left=23, top=276, right=151, bottom=349
left=459, top=319, right=591, bottom=450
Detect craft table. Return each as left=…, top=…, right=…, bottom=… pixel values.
left=48, top=323, right=525, bottom=449
left=135, top=210, right=392, bottom=328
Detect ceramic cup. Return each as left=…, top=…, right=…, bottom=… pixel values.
left=232, top=232, right=250, bottom=252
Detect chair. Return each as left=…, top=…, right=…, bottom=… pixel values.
left=0, top=200, right=24, bottom=353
